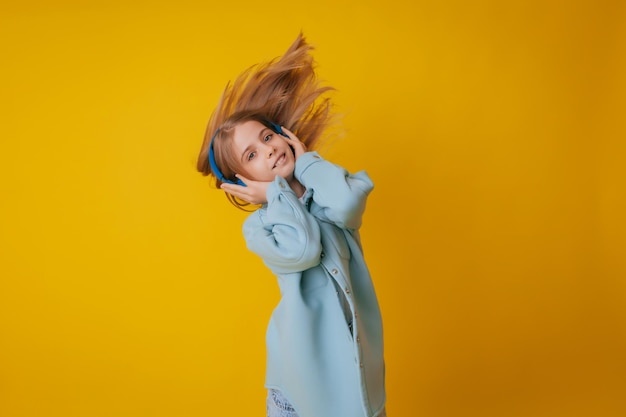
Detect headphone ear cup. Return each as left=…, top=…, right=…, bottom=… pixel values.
left=270, top=122, right=289, bottom=138
left=278, top=127, right=289, bottom=138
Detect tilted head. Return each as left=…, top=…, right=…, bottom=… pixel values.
left=196, top=33, right=335, bottom=209
left=205, top=111, right=292, bottom=187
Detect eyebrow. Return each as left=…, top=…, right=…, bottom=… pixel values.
left=240, top=127, right=272, bottom=162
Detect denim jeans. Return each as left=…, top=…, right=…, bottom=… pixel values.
left=266, top=389, right=387, bottom=417
left=267, top=389, right=298, bottom=417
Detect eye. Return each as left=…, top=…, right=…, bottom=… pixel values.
left=247, top=151, right=256, bottom=161
left=264, top=134, right=273, bottom=142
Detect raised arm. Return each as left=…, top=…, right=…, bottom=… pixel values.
left=242, top=176, right=322, bottom=275
left=294, top=152, right=374, bottom=230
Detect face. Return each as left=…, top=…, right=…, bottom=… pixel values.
left=230, top=120, right=296, bottom=182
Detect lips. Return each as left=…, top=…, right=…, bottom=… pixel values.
left=273, top=153, right=286, bottom=169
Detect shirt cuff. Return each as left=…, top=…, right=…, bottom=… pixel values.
left=265, top=175, right=297, bottom=202
left=294, top=151, right=324, bottom=182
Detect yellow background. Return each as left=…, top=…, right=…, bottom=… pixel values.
left=1, top=1, right=625, bottom=416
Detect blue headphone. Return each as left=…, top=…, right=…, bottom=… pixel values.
left=208, top=121, right=289, bottom=186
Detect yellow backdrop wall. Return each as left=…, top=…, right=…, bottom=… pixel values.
left=1, top=1, right=625, bottom=416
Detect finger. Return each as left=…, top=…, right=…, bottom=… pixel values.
left=282, top=128, right=305, bottom=148
left=221, top=185, right=252, bottom=202
left=281, top=127, right=306, bottom=153
left=281, top=126, right=297, bottom=140
left=234, top=173, right=250, bottom=184
left=221, top=179, right=249, bottom=192
left=219, top=183, right=243, bottom=195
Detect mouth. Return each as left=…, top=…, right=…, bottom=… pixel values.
left=272, top=152, right=286, bottom=169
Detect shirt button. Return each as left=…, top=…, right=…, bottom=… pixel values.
left=345, top=288, right=351, bottom=294
left=279, top=183, right=285, bottom=189
left=321, top=252, right=325, bottom=258
left=360, top=362, right=363, bottom=368
left=331, top=268, right=338, bottom=275
left=357, top=337, right=361, bottom=343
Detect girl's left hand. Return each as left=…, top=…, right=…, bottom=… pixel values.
left=220, top=174, right=270, bottom=205
left=281, top=126, right=306, bottom=159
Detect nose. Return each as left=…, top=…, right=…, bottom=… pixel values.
left=266, top=144, right=276, bottom=159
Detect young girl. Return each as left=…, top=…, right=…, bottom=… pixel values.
left=196, top=34, right=386, bottom=417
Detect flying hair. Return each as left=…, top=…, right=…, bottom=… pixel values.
left=196, top=33, right=335, bottom=186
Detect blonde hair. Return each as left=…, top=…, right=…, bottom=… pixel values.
left=196, top=33, right=335, bottom=208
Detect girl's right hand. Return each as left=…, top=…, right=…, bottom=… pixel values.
left=220, top=174, right=270, bottom=205
left=281, top=126, right=306, bottom=159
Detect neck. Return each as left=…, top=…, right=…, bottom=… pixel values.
left=288, top=177, right=305, bottom=197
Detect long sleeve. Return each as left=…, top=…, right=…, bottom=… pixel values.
left=294, top=152, right=374, bottom=231
left=242, top=176, right=322, bottom=275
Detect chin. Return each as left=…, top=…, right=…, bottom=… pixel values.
left=280, top=164, right=296, bottom=178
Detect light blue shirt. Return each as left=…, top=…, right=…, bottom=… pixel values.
left=243, top=152, right=386, bottom=417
